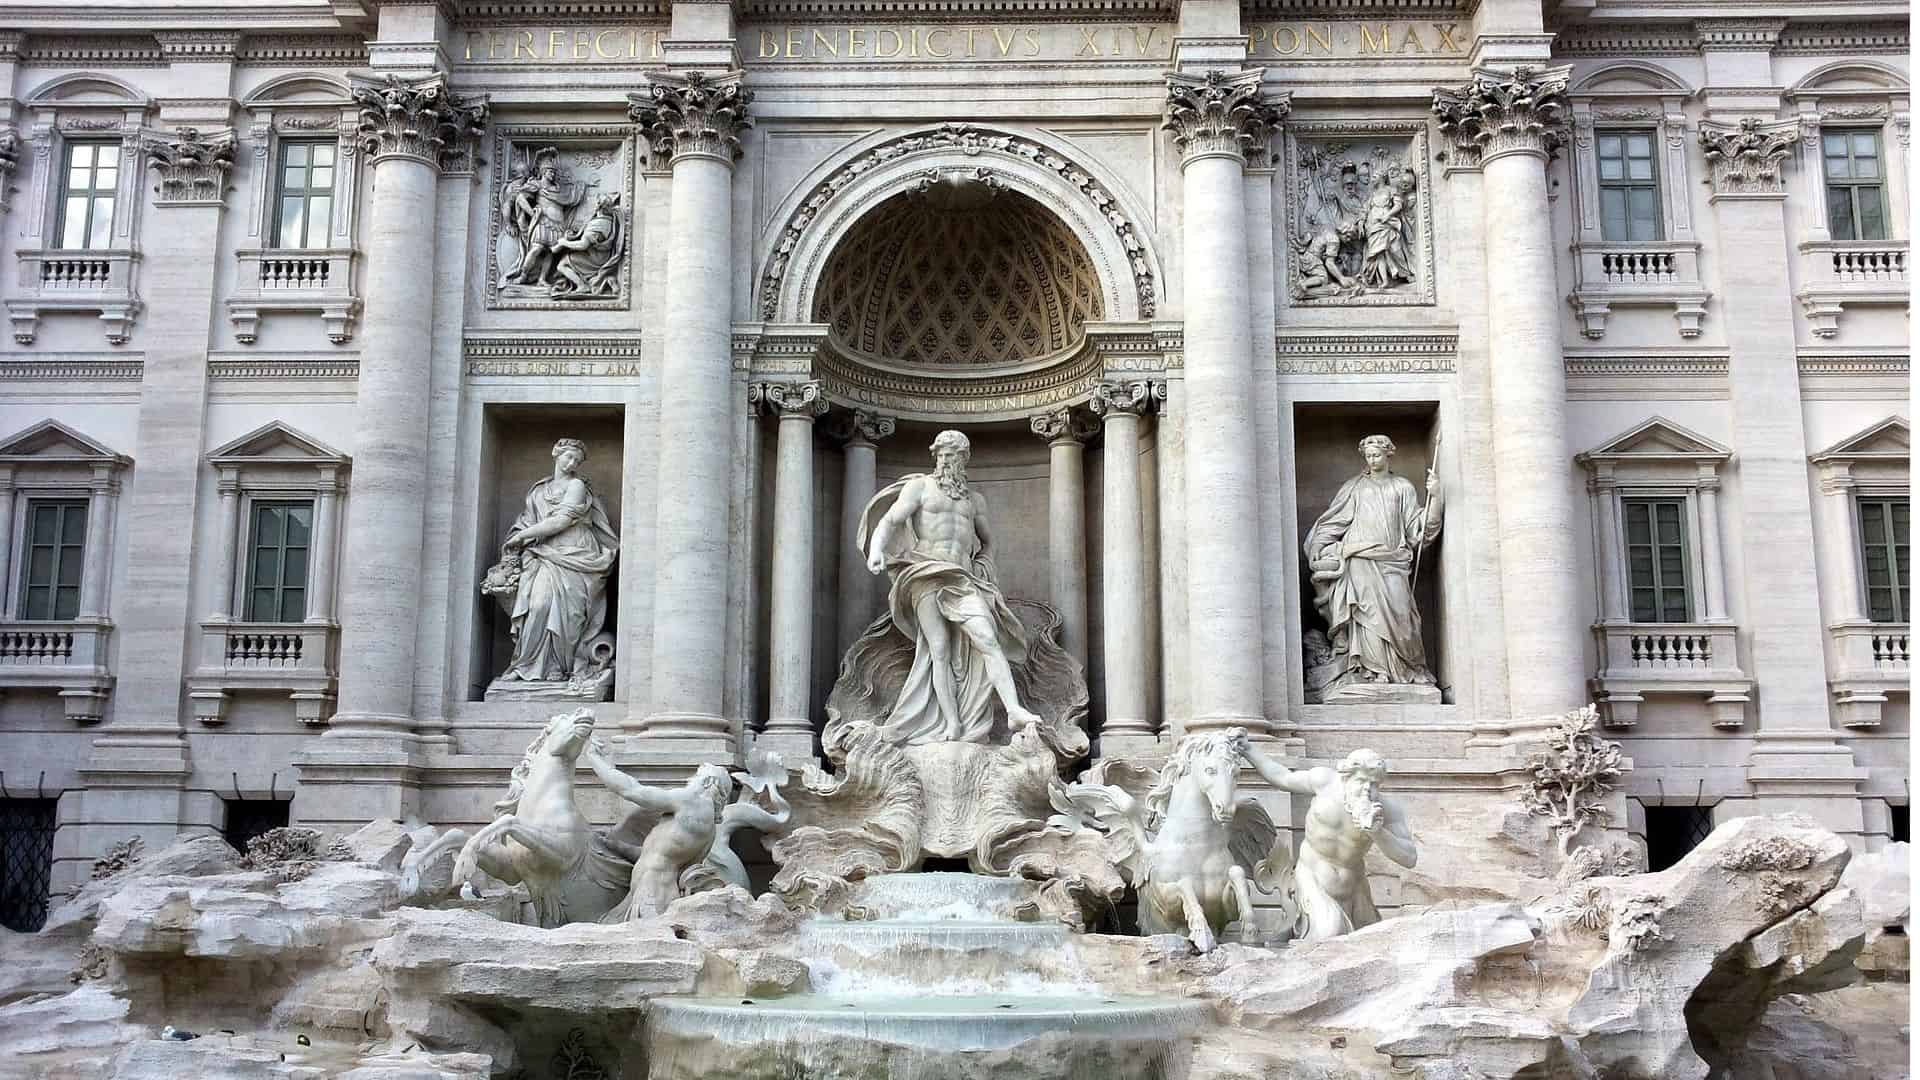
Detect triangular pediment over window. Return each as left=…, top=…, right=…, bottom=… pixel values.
left=206, top=422, right=349, bottom=469
left=1578, top=416, right=1733, bottom=467
left=0, top=419, right=130, bottom=467
left=1811, top=416, right=1910, bottom=465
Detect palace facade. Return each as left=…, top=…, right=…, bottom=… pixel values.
left=0, top=0, right=1907, bottom=926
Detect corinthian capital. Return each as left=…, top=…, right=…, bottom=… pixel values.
left=628, top=71, right=753, bottom=165
left=1163, top=71, right=1289, bottom=166
left=1699, top=117, right=1799, bottom=196
left=1431, top=65, right=1572, bottom=166
left=1089, top=379, right=1163, bottom=419
left=749, top=381, right=827, bottom=419
left=144, top=127, right=235, bottom=207
left=1030, top=407, right=1098, bottom=445
left=350, top=74, right=488, bottom=171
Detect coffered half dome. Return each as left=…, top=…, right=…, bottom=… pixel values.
left=812, top=186, right=1105, bottom=368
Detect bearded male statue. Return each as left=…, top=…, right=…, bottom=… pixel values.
left=856, top=429, right=1045, bottom=745
left=1237, top=739, right=1417, bottom=942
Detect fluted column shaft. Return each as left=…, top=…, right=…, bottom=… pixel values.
left=1165, top=71, right=1285, bottom=735
left=1435, top=67, right=1585, bottom=717
left=330, top=76, right=485, bottom=738
left=632, top=73, right=753, bottom=746
left=1030, top=409, right=1094, bottom=669
left=758, top=383, right=826, bottom=753
left=1092, top=381, right=1158, bottom=741
left=833, top=412, right=893, bottom=655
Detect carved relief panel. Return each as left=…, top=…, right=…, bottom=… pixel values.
left=1282, top=122, right=1434, bottom=307
left=486, top=126, right=637, bottom=309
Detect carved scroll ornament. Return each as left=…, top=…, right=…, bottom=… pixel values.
left=627, top=71, right=754, bottom=164
left=1163, top=70, right=1291, bottom=164
left=351, top=74, right=489, bottom=170
left=1432, top=65, right=1572, bottom=165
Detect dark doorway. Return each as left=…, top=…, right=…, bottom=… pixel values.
left=1643, top=804, right=1714, bottom=871
left=222, top=798, right=291, bottom=853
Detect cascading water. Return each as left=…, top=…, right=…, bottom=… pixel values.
left=643, top=873, right=1212, bottom=1079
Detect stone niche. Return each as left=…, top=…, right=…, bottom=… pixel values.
left=469, top=405, right=625, bottom=701
left=1292, top=403, right=1446, bottom=704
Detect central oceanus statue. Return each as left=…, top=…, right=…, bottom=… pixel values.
left=1059, top=729, right=1277, bottom=953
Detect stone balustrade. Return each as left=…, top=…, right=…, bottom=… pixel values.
left=1828, top=620, right=1910, bottom=729
left=6, top=248, right=141, bottom=345
left=1798, top=240, right=1911, bottom=338
left=0, top=619, right=114, bottom=722
left=187, top=620, right=338, bottom=726
left=1591, top=620, right=1751, bottom=730
left=227, top=247, right=361, bottom=344
left=1567, top=240, right=1708, bottom=339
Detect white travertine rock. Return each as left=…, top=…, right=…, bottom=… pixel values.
left=0, top=984, right=138, bottom=1057
left=42, top=835, right=246, bottom=938
left=270, top=962, right=390, bottom=1037
left=340, top=819, right=416, bottom=873
left=92, top=862, right=399, bottom=960
left=1840, top=841, right=1909, bottom=938
left=0, top=927, right=84, bottom=1006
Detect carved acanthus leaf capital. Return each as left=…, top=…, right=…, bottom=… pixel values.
left=1089, top=379, right=1162, bottom=420
left=1163, top=70, right=1289, bottom=165
left=350, top=74, right=488, bottom=171
left=750, top=380, right=828, bottom=420
left=1431, top=65, right=1572, bottom=165
left=144, top=127, right=236, bottom=207
left=827, top=409, right=896, bottom=446
left=628, top=71, right=753, bottom=165
left=1699, top=117, right=1799, bottom=196
left=1030, top=407, right=1098, bottom=445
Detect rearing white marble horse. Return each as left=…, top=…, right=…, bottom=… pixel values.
left=1063, top=728, right=1274, bottom=952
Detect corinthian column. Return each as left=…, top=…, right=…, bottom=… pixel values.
left=754, top=381, right=827, bottom=757
left=1432, top=67, right=1585, bottom=718
left=629, top=73, right=752, bottom=749
left=1029, top=407, right=1096, bottom=669
left=831, top=410, right=894, bottom=655
left=1163, top=71, right=1288, bottom=736
left=1091, top=380, right=1160, bottom=748
left=326, top=76, right=486, bottom=746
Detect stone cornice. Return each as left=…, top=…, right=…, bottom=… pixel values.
left=351, top=73, right=489, bottom=171
left=1164, top=70, right=1289, bottom=166
left=628, top=71, right=752, bottom=166
left=153, top=30, right=244, bottom=61
left=18, top=34, right=166, bottom=66
left=739, top=0, right=1172, bottom=18
left=1777, top=21, right=1908, bottom=55
left=235, top=34, right=370, bottom=65
left=0, top=359, right=145, bottom=381
left=1698, top=117, right=1797, bottom=196
left=1693, top=18, right=1788, bottom=50
left=457, top=0, right=668, bottom=19
left=1432, top=65, right=1571, bottom=166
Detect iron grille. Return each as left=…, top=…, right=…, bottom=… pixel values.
left=1643, top=804, right=1714, bottom=872
left=0, top=798, right=57, bottom=932
left=222, top=798, right=291, bottom=853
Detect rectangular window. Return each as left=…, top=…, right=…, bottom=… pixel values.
left=1596, top=131, right=1661, bottom=242
left=54, top=141, right=119, bottom=251
left=1623, top=497, right=1691, bottom=623
left=18, top=499, right=87, bottom=621
left=221, top=798, right=291, bottom=855
left=1858, top=496, right=1910, bottom=623
left=1643, top=804, right=1714, bottom=872
left=271, top=140, right=336, bottom=250
left=0, top=798, right=57, bottom=933
left=1825, top=130, right=1888, bottom=242
left=244, top=500, right=312, bottom=623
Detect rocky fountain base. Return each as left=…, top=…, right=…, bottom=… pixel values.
left=647, top=873, right=1208, bottom=1080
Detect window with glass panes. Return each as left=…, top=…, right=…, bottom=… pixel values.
left=244, top=501, right=313, bottom=622
left=1858, top=495, right=1909, bottom=623
left=18, top=499, right=86, bottom=621
left=1824, top=130, right=1888, bottom=242
left=1623, top=497, right=1691, bottom=623
left=55, top=141, right=118, bottom=251
left=1596, top=131, right=1661, bottom=242
left=272, top=141, right=336, bottom=250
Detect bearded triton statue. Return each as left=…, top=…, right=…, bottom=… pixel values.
left=857, top=429, right=1046, bottom=745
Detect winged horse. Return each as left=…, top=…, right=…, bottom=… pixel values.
left=1060, top=727, right=1277, bottom=952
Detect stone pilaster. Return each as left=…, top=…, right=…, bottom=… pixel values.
left=629, top=72, right=752, bottom=751
left=830, top=410, right=894, bottom=657
left=753, top=381, right=827, bottom=757
left=1432, top=66, right=1586, bottom=719
left=1090, top=380, right=1161, bottom=749
left=1242, top=117, right=1292, bottom=734
left=1029, top=407, right=1097, bottom=671
left=1163, top=70, right=1287, bottom=736
left=323, top=75, right=486, bottom=760
left=1699, top=114, right=1865, bottom=829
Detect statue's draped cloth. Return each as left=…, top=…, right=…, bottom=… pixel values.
left=502, top=476, right=618, bottom=681
left=1303, top=471, right=1437, bottom=688
left=857, top=475, right=1030, bottom=745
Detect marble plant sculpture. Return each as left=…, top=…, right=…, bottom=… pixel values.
left=444, top=708, right=790, bottom=927
left=481, top=438, right=619, bottom=700
left=1240, top=739, right=1418, bottom=942
left=1303, top=433, right=1443, bottom=703
left=1060, top=728, right=1277, bottom=953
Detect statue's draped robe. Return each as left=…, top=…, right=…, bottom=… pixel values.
left=857, top=475, right=1029, bottom=745
left=501, top=475, right=618, bottom=681
left=1303, top=470, right=1438, bottom=690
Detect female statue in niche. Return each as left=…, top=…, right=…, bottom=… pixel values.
left=1303, top=434, right=1443, bottom=704
left=482, top=438, right=619, bottom=700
